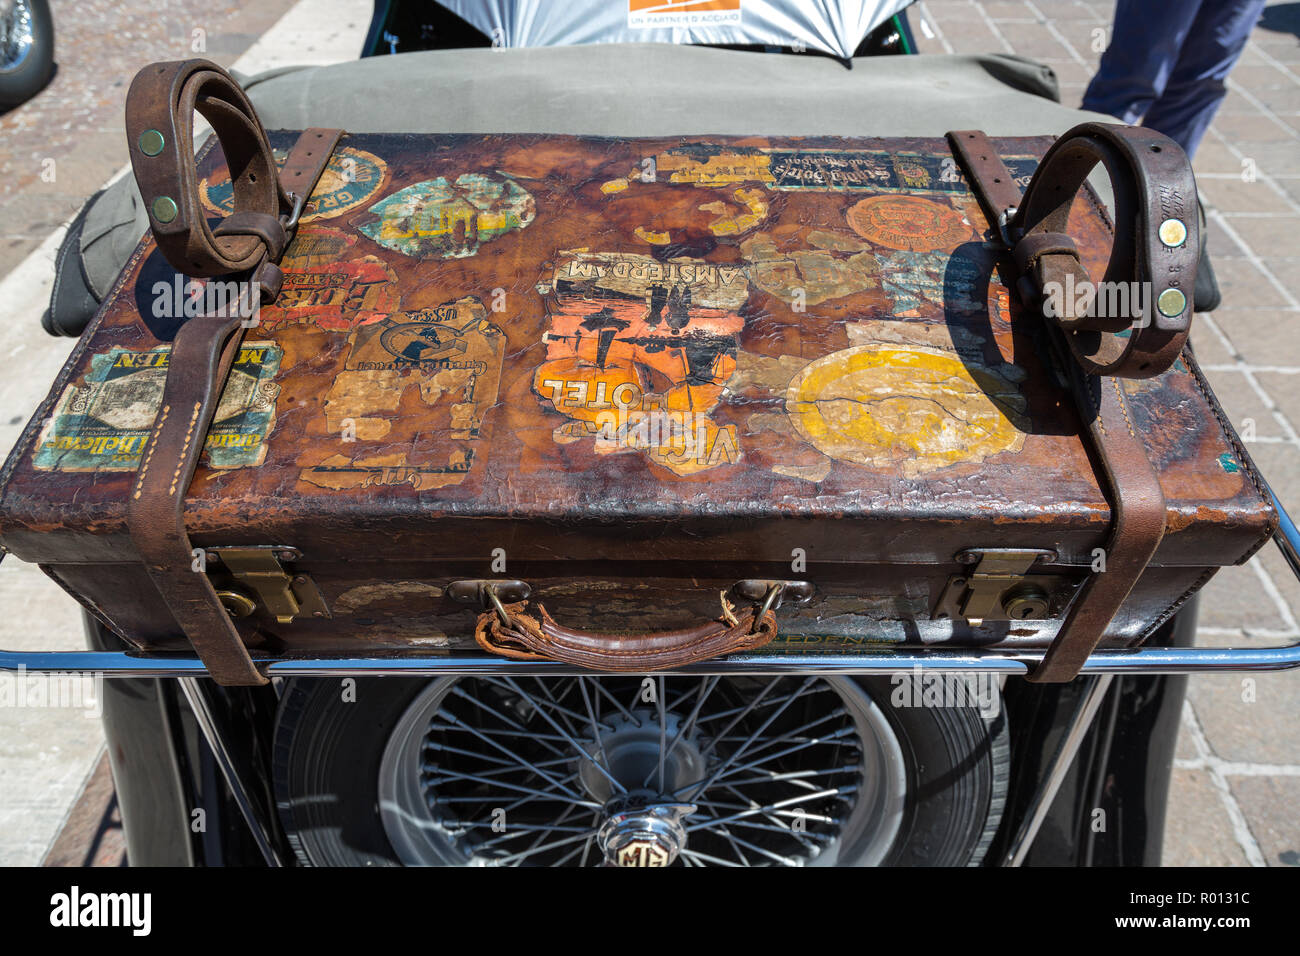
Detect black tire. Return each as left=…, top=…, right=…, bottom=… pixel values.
left=274, top=674, right=1008, bottom=867
left=0, top=0, right=54, bottom=108
left=880, top=676, right=1009, bottom=866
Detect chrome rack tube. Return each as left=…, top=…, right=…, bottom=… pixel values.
left=1, top=642, right=1298, bottom=678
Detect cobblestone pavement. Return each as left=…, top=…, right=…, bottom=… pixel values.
left=915, top=0, right=1300, bottom=867
left=0, top=0, right=1297, bottom=867
left=0, top=0, right=304, bottom=278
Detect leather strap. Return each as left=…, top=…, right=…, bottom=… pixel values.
left=1032, top=363, right=1166, bottom=682
left=476, top=597, right=779, bottom=671
left=125, top=60, right=343, bottom=686
left=949, top=125, right=1197, bottom=378
left=947, top=125, right=1172, bottom=683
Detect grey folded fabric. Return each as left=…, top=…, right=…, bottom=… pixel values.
left=48, top=47, right=1107, bottom=336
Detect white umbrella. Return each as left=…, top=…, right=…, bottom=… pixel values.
left=434, top=0, right=915, bottom=61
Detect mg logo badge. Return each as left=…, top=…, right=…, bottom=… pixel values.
left=615, top=839, right=671, bottom=868
left=598, top=801, right=696, bottom=867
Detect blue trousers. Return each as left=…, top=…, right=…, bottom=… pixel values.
left=1082, top=0, right=1267, bottom=157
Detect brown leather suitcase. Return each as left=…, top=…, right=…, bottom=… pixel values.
left=0, top=62, right=1275, bottom=685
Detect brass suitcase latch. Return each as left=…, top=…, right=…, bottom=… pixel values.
left=204, top=546, right=330, bottom=624
left=936, top=549, right=1061, bottom=625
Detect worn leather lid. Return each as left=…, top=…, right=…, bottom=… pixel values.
left=0, top=132, right=1274, bottom=570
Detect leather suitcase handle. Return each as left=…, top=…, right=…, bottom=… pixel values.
left=475, top=597, right=779, bottom=671
left=124, top=59, right=343, bottom=686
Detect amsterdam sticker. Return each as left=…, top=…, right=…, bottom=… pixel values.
left=200, top=146, right=388, bottom=222
left=358, top=172, right=535, bottom=259
left=300, top=296, right=504, bottom=491
left=534, top=250, right=746, bottom=476
left=34, top=343, right=282, bottom=472
left=846, top=195, right=975, bottom=252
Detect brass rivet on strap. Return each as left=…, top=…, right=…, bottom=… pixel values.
left=152, top=196, right=178, bottom=223
left=138, top=129, right=165, bottom=156
left=1158, top=218, right=1187, bottom=248
left=1157, top=287, right=1187, bottom=318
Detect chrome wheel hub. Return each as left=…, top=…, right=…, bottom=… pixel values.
left=597, top=797, right=696, bottom=867
left=578, top=709, right=705, bottom=865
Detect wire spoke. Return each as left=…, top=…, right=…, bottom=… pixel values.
left=576, top=677, right=615, bottom=776
left=691, top=684, right=833, bottom=729
left=427, top=722, right=572, bottom=746
left=444, top=689, right=572, bottom=761
left=686, top=787, right=856, bottom=833
left=657, top=675, right=667, bottom=794
left=452, top=821, right=590, bottom=833
left=678, top=848, right=743, bottom=868
left=490, top=829, right=598, bottom=864
left=692, top=677, right=782, bottom=768
left=718, top=784, right=824, bottom=853
left=497, top=677, right=628, bottom=796
left=711, top=728, right=859, bottom=787
left=433, top=709, right=587, bottom=800
left=697, top=821, right=799, bottom=866
left=681, top=676, right=818, bottom=800
left=578, top=831, right=597, bottom=868
left=641, top=675, right=721, bottom=789
left=587, top=679, right=642, bottom=725
left=422, top=764, right=600, bottom=809
left=722, top=763, right=861, bottom=790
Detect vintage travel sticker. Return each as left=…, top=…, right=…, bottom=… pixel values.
left=655, top=147, right=774, bottom=187
left=533, top=250, right=746, bottom=475
left=766, top=149, right=1041, bottom=194
left=598, top=160, right=771, bottom=244
left=698, top=187, right=769, bottom=237
left=846, top=195, right=976, bottom=252
left=645, top=146, right=1042, bottom=195
left=877, top=249, right=985, bottom=318
left=767, top=150, right=895, bottom=190
left=300, top=297, right=504, bottom=491
left=200, top=145, right=388, bottom=222
left=740, top=230, right=880, bottom=306
left=359, top=172, right=535, bottom=259
left=259, top=227, right=399, bottom=332
left=785, top=328, right=1028, bottom=479
left=34, top=343, right=281, bottom=472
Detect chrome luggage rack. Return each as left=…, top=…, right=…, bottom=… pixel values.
left=2, top=485, right=1300, bottom=680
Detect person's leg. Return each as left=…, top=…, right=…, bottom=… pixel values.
left=1082, top=0, right=1203, bottom=124
left=1141, top=0, right=1268, bottom=157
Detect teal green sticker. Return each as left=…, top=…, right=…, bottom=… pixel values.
left=34, top=343, right=282, bottom=472
left=1218, top=452, right=1240, bottom=474
left=359, top=172, right=535, bottom=259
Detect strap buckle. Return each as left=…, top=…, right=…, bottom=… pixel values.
left=996, top=205, right=1019, bottom=249
left=282, top=191, right=306, bottom=232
